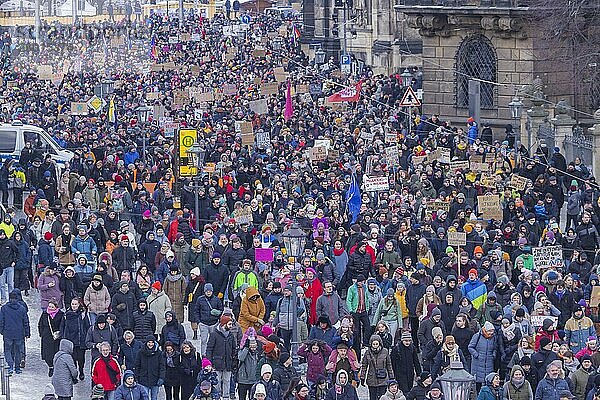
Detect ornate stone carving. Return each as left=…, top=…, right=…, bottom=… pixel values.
left=480, top=16, right=498, bottom=30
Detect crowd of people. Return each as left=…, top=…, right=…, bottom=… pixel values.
left=0, top=5, right=600, bottom=400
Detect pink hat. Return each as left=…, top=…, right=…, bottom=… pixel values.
left=261, top=325, right=274, bottom=337
left=201, top=358, right=212, bottom=368
left=143, top=210, right=151, bottom=218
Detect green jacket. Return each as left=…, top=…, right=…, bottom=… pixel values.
left=346, top=283, right=371, bottom=314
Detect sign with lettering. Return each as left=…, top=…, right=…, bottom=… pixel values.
left=532, top=245, right=564, bottom=271
left=364, top=175, right=390, bottom=192
left=309, top=146, right=327, bottom=162
left=261, top=82, right=279, bottom=95
left=223, top=84, right=237, bottom=96
left=249, top=99, right=268, bottom=114
left=447, top=231, right=467, bottom=247
left=431, top=200, right=450, bottom=212
left=38, top=65, right=53, bottom=80
left=477, top=195, right=502, bottom=221
left=178, top=129, right=198, bottom=177
left=71, top=102, right=88, bottom=116
left=450, top=160, right=470, bottom=170
left=509, top=174, right=529, bottom=191
left=530, top=315, right=558, bottom=328
left=385, top=146, right=399, bottom=166
left=255, top=130, right=270, bottom=148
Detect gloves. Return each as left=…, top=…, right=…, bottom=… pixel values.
left=217, top=292, right=224, bottom=299
left=156, top=379, right=164, bottom=387
left=116, top=304, right=126, bottom=311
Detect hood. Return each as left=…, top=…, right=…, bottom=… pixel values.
left=336, top=369, right=348, bottom=386
left=369, top=333, right=383, bottom=347
left=246, top=286, right=260, bottom=300
left=59, top=339, right=74, bottom=354
left=510, top=365, right=524, bottom=377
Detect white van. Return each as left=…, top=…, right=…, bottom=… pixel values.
left=0, top=120, right=74, bottom=172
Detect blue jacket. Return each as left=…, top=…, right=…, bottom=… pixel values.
left=120, top=339, right=143, bottom=372
left=38, top=239, right=55, bottom=269
left=14, top=239, right=31, bottom=271
left=0, top=299, right=30, bottom=340
left=124, top=151, right=140, bottom=166
left=71, top=235, right=97, bottom=260
left=534, top=376, right=570, bottom=400
left=114, top=382, right=149, bottom=400
left=468, top=123, right=478, bottom=144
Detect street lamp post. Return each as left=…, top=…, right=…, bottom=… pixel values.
left=280, top=223, right=307, bottom=371
left=186, top=140, right=206, bottom=232
left=508, top=95, right=523, bottom=164
left=438, top=361, right=475, bottom=400
left=136, top=104, right=152, bottom=163
left=315, top=46, right=326, bottom=66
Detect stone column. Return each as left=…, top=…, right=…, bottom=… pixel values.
left=525, top=95, right=548, bottom=151
left=551, top=99, right=575, bottom=157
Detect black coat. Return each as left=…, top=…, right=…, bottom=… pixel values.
left=59, top=275, right=84, bottom=307
left=164, top=351, right=181, bottom=387
left=0, top=237, right=17, bottom=269
left=160, top=319, right=186, bottom=347
left=206, top=326, right=237, bottom=371
left=391, top=343, right=422, bottom=394
left=111, top=289, right=136, bottom=331
left=204, top=262, right=229, bottom=297
left=178, top=350, right=201, bottom=399
left=194, top=294, right=223, bottom=326
left=135, top=344, right=166, bottom=387
left=346, top=249, right=372, bottom=281
left=38, top=310, right=64, bottom=365
left=60, top=308, right=90, bottom=348
left=547, top=289, right=575, bottom=329
left=112, top=245, right=136, bottom=274
left=139, top=239, right=161, bottom=272
left=132, top=309, right=156, bottom=340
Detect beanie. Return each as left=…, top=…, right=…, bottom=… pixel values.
left=151, top=281, right=161, bottom=291
left=44, top=232, right=53, bottom=241
left=220, top=315, right=232, bottom=326
left=202, top=358, right=212, bottom=368
left=539, top=337, right=552, bottom=349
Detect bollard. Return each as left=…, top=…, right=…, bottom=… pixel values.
left=0, top=355, right=5, bottom=396
left=5, top=366, right=9, bottom=400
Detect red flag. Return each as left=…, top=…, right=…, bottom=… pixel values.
left=327, top=80, right=362, bottom=103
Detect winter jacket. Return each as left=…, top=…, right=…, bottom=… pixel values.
left=38, top=239, right=56, bottom=269
left=135, top=342, right=165, bottom=388
left=195, top=294, right=224, bottom=326
left=86, top=322, right=119, bottom=360
left=238, top=287, right=265, bottom=332
left=565, top=316, right=596, bottom=354
left=346, top=249, right=372, bottom=281
left=469, top=330, right=498, bottom=383
left=237, top=347, right=259, bottom=385
left=132, top=306, right=156, bottom=340
left=0, top=298, right=30, bottom=340
left=71, top=235, right=97, bottom=260
left=534, top=376, right=570, bottom=400
left=275, top=295, right=306, bottom=331
left=316, top=292, right=348, bottom=324
left=114, top=381, right=150, bottom=400
left=324, top=383, right=359, bottom=400
left=206, top=325, right=238, bottom=371
left=298, top=342, right=332, bottom=383
left=112, top=245, right=137, bottom=275
left=346, top=283, right=371, bottom=314
left=163, top=273, right=187, bottom=321
left=84, top=283, right=111, bottom=314
left=160, top=317, right=186, bottom=347
left=360, top=335, right=394, bottom=387
left=91, top=354, right=121, bottom=392
left=52, top=339, right=78, bottom=397
left=0, top=237, right=17, bottom=269
left=120, top=339, right=143, bottom=372
left=570, top=366, right=591, bottom=400
left=147, top=291, right=172, bottom=334
left=391, top=342, right=421, bottom=394
left=139, top=239, right=160, bottom=272
left=111, top=288, right=136, bottom=331
left=60, top=308, right=91, bottom=348
left=38, top=272, right=63, bottom=309
left=406, top=281, right=426, bottom=316
left=204, top=261, right=229, bottom=297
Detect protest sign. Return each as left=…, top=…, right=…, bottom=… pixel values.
left=153, top=105, right=166, bottom=120
left=327, top=149, right=340, bottom=162
left=38, top=65, right=53, bottom=80
left=255, top=248, right=274, bottom=262
left=412, top=155, right=427, bottom=165
left=447, top=231, right=467, bottom=246
left=591, top=286, right=600, bottom=307
left=480, top=174, right=496, bottom=188
left=252, top=49, right=267, bottom=58
left=249, top=99, right=268, bottom=114
left=385, top=132, right=398, bottom=143
left=296, top=84, right=309, bottom=94
left=51, top=73, right=64, bottom=87
left=274, top=67, right=287, bottom=82
left=71, top=102, right=88, bottom=116
left=470, top=162, right=492, bottom=173
left=146, top=92, right=159, bottom=101
left=309, top=146, right=327, bottom=162
left=450, top=160, right=470, bottom=170
left=364, top=175, right=390, bottom=192
left=233, top=206, right=253, bottom=225
left=509, top=174, right=529, bottom=191
left=223, top=84, right=237, bottom=95
left=256, top=130, right=270, bottom=148
left=431, top=200, right=450, bottom=212
left=240, top=122, right=253, bottom=135
left=532, top=245, right=564, bottom=270
left=309, top=83, right=323, bottom=95
left=470, top=154, right=484, bottom=163
left=438, top=147, right=451, bottom=164
left=477, top=195, right=502, bottom=221
left=314, top=139, right=331, bottom=150
left=163, top=121, right=179, bottom=137
left=261, top=82, right=279, bottom=95
left=360, top=130, right=375, bottom=141
left=385, top=146, right=399, bottom=166
left=530, top=315, right=558, bottom=327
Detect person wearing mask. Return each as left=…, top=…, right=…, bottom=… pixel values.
left=135, top=335, right=165, bottom=400
left=114, top=370, right=150, bottom=400
left=206, top=315, right=238, bottom=400
left=51, top=339, right=79, bottom=400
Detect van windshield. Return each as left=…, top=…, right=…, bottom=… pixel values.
left=0, top=130, right=17, bottom=153
left=25, top=130, right=58, bottom=155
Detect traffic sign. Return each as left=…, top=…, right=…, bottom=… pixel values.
left=179, top=129, right=198, bottom=177
left=86, top=95, right=106, bottom=112
left=399, top=86, right=421, bottom=107
left=240, top=14, right=251, bottom=24
left=341, top=55, right=351, bottom=74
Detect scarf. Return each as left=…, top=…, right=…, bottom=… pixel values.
left=459, top=304, right=472, bottom=314
left=502, top=323, right=517, bottom=341
left=166, top=273, right=182, bottom=282
left=101, top=355, right=119, bottom=385
left=47, top=307, right=59, bottom=319
left=511, top=375, right=525, bottom=388
left=482, top=327, right=494, bottom=339
left=166, top=351, right=177, bottom=368
left=333, top=248, right=345, bottom=257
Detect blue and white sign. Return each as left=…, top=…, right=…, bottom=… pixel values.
left=341, top=54, right=351, bottom=74
left=240, top=14, right=251, bottom=24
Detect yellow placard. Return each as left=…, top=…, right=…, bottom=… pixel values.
left=179, top=129, right=198, bottom=177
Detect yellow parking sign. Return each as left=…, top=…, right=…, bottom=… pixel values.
left=179, top=129, right=198, bottom=177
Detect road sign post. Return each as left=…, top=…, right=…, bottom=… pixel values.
left=399, top=87, right=421, bottom=133
left=340, top=54, right=351, bottom=74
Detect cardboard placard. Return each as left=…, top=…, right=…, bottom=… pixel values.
left=274, top=67, right=287, bottom=82
left=327, top=149, right=340, bottom=162
left=249, top=99, right=268, bottom=114
left=431, top=200, right=450, bottom=212
left=509, top=174, right=529, bottom=191
left=203, top=163, right=216, bottom=173
left=309, top=146, right=327, bottom=162
left=480, top=174, right=496, bottom=188
left=111, top=36, right=124, bottom=47
left=296, top=84, right=309, bottom=94
left=261, top=82, right=279, bottom=96
left=447, top=231, right=467, bottom=246
left=438, top=147, right=451, bottom=164
left=385, top=146, right=399, bottom=166
left=385, top=132, right=398, bottom=143
left=239, top=122, right=253, bottom=135
left=93, top=52, right=105, bottom=64
left=364, top=175, right=390, bottom=192
left=477, top=195, right=502, bottom=221
left=38, top=64, right=53, bottom=80
left=252, top=49, right=267, bottom=58
left=146, top=92, right=159, bottom=101
left=412, top=155, right=427, bottom=165
left=470, top=162, right=491, bottom=172
left=470, top=154, right=484, bottom=163
left=153, top=105, right=166, bottom=120
left=192, top=91, right=214, bottom=103
left=51, top=73, right=64, bottom=87
left=223, top=84, right=237, bottom=96
left=241, top=133, right=254, bottom=146
left=233, top=206, right=254, bottom=225
left=591, top=286, right=600, bottom=307
left=71, top=102, right=88, bottom=116
left=532, top=245, right=564, bottom=270
left=450, top=160, right=470, bottom=170
left=530, top=315, right=558, bottom=327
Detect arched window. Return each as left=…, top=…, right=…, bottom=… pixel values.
left=455, top=35, right=497, bottom=109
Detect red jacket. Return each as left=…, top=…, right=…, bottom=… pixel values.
left=92, top=356, right=121, bottom=392
left=534, top=328, right=560, bottom=351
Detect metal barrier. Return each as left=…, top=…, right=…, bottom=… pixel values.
left=0, top=354, right=11, bottom=400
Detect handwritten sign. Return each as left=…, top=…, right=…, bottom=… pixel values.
left=477, top=195, right=502, bottom=221
left=532, top=245, right=564, bottom=270
left=256, top=130, right=270, bottom=148
left=38, top=65, right=52, bottom=80
left=447, top=231, right=467, bottom=246
left=385, top=146, right=399, bottom=166
left=223, top=84, right=237, bottom=96
left=450, top=160, right=470, bottom=170
left=309, top=147, right=327, bottom=162
left=249, top=99, right=268, bottom=114
left=364, top=175, right=390, bottom=192
left=509, top=174, right=529, bottom=191
left=530, top=315, right=558, bottom=328
left=431, top=200, right=450, bottom=212
left=261, top=82, right=279, bottom=95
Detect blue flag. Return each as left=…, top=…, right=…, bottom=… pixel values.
left=346, top=173, right=362, bottom=224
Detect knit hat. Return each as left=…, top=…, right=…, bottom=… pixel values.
left=191, top=238, right=201, bottom=248
left=92, top=274, right=103, bottom=282
left=445, top=335, right=455, bottom=344
left=143, top=210, right=151, bottom=218
left=279, top=352, right=291, bottom=363
left=44, top=232, right=53, bottom=241
left=431, top=326, right=443, bottom=338
left=260, top=364, right=273, bottom=376
left=44, top=384, right=55, bottom=395
left=120, top=235, right=129, bottom=242
left=474, top=246, right=483, bottom=255
left=204, top=283, right=214, bottom=293
left=401, top=331, right=412, bottom=341
left=190, top=267, right=201, bottom=277
left=220, top=315, right=232, bottom=326
left=151, top=281, right=161, bottom=291
left=482, top=321, right=495, bottom=332
left=202, top=358, right=212, bottom=368
left=200, top=380, right=212, bottom=390
left=262, top=341, right=276, bottom=354
left=254, top=383, right=267, bottom=396
left=519, top=356, right=531, bottom=366
left=431, top=307, right=441, bottom=317
left=468, top=268, right=478, bottom=277
left=539, top=337, right=552, bottom=349
left=91, top=384, right=105, bottom=398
